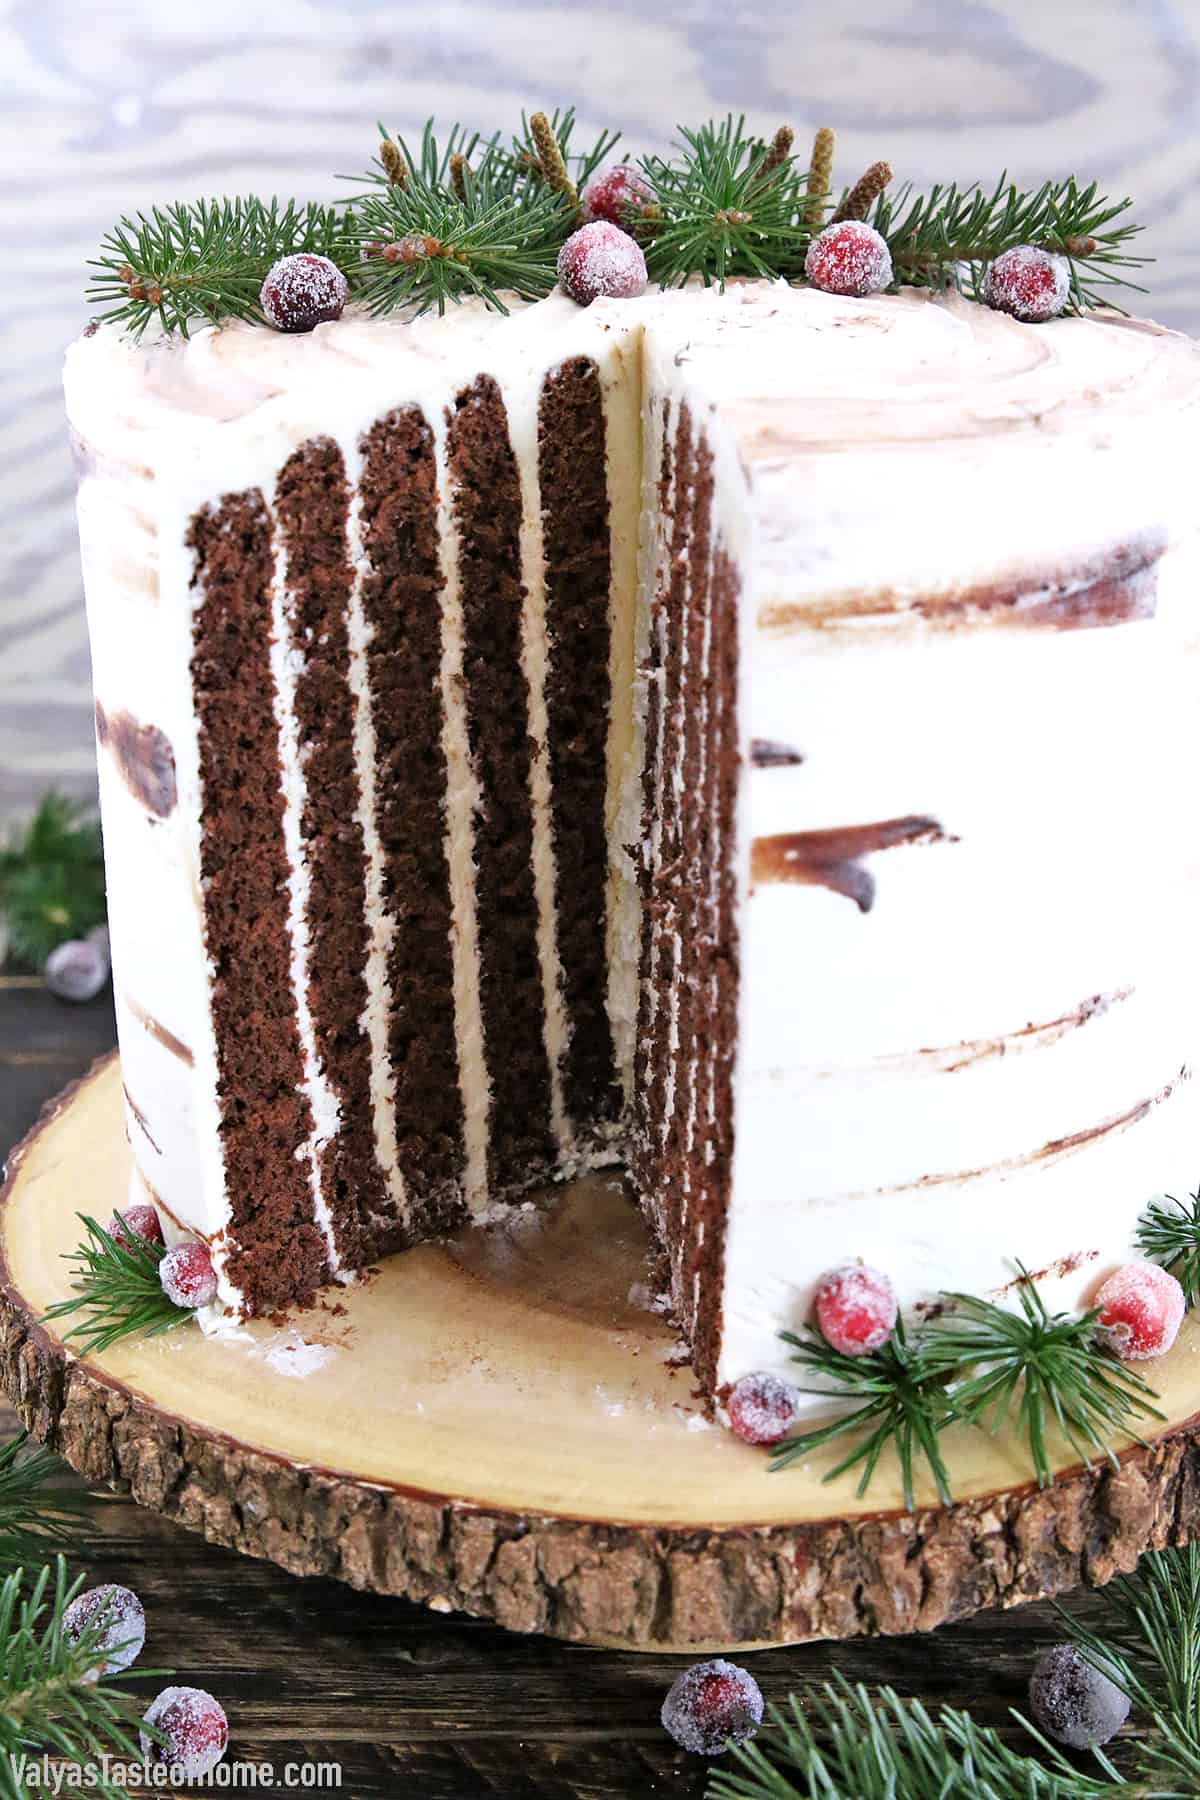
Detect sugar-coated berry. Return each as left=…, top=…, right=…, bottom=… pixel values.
left=141, top=1686, right=228, bottom=1777
left=159, top=1241, right=218, bottom=1309
left=804, top=220, right=893, bottom=298
left=582, top=164, right=653, bottom=227
left=109, top=1203, right=164, bottom=1251
left=661, top=1659, right=764, bottom=1757
left=1093, top=1260, right=1185, bottom=1361
left=557, top=221, right=647, bottom=306
left=260, top=253, right=349, bottom=334
left=44, top=938, right=110, bottom=1003
left=1028, top=1644, right=1130, bottom=1749
left=63, top=1584, right=145, bottom=1682
left=982, top=245, right=1070, bottom=323
left=727, top=1372, right=799, bottom=1446
left=814, top=1263, right=898, bottom=1356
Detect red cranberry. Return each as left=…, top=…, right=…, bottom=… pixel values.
left=661, top=1659, right=764, bottom=1756
left=804, top=220, right=893, bottom=297
left=557, top=221, right=647, bottom=306
left=727, top=1372, right=799, bottom=1446
left=159, top=1241, right=217, bottom=1309
left=109, top=1203, right=164, bottom=1251
left=63, top=1584, right=145, bottom=1680
left=1093, top=1261, right=1185, bottom=1361
left=260, top=253, right=348, bottom=333
left=814, top=1263, right=898, bottom=1356
left=582, top=164, right=653, bottom=227
left=981, top=245, right=1070, bottom=322
left=141, top=1686, right=228, bottom=1777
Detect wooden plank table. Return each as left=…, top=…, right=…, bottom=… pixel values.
left=0, top=981, right=1144, bottom=1796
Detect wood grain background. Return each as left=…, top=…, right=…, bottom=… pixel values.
left=2, top=0, right=1199, bottom=823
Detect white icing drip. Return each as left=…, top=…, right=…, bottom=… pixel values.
left=506, top=375, right=571, bottom=1150
left=266, top=516, right=346, bottom=1277
left=343, top=450, right=408, bottom=1226
left=432, top=412, right=491, bottom=1212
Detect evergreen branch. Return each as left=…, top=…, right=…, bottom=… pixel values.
left=43, top=1216, right=193, bottom=1356
left=869, top=173, right=1149, bottom=311
left=0, top=793, right=105, bottom=969
left=640, top=115, right=811, bottom=288
left=922, top=1272, right=1162, bottom=1489
left=1137, top=1190, right=1200, bottom=1307
left=0, top=1437, right=89, bottom=1577
left=87, top=197, right=359, bottom=339
left=0, top=1560, right=154, bottom=1800
left=770, top=1266, right=1162, bottom=1508
left=706, top=1679, right=1113, bottom=1800
left=509, top=106, right=619, bottom=198
left=1062, top=1543, right=1200, bottom=1791
left=769, top=1317, right=955, bottom=1509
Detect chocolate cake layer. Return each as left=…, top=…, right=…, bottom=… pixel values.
left=275, top=437, right=392, bottom=1266
left=689, top=540, right=741, bottom=1392
left=358, top=409, right=465, bottom=1220
left=537, top=359, right=620, bottom=1134
left=447, top=376, right=556, bottom=1192
left=187, top=491, right=329, bottom=1313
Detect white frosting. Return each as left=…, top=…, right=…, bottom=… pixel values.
left=67, top=280, right=1200, bottom=1418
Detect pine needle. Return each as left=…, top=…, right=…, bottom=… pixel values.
left=0, top=794, right=105, bottom=970
left=0, top=1437, right=89, bottom=1576
left=43, top=1216, right=194, bottom=1356
left=1137, top=1190, right=1200, bottom=1307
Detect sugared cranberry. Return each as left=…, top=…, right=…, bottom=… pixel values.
left=259, top=253, right=348, bottom=333
left=63, top=1584, right=145, bottom=1681
left=141, top=1687, right=228, bottom=1777
left=44, top=938, right=110, bottom=1003
left=804, top=220, right=893, bottom=298
left=661, top=1659, right=764, bottom=1756
left=1029, top=1643, right=1130, bottom=1749
left=109, top=1203, right=164, bottom=1251
left=814, top=1263, right=898, bottom=1356
left=159, top=1242, right=217, bottom=1310
left=727, top=1372, right=799, bottom=1446
left=557, top=221, right=647, bottom=306
left=1093, top=1261, right=1185, bottom=1361
left=981, top=245, right=1070, bottom=323
left=582, top=164, right=654, bottom=228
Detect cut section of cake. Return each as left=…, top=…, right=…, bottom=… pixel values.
left=65, top=278, right=1200, bottom=1415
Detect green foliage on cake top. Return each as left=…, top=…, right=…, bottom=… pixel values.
left=0, top=793, right=105, bottom=969
left=708, top=1544, right=1200, bottom=1799
left=86, top=111, right=1148, bottom=334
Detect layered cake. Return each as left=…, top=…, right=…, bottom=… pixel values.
left=65, top=276, right=1200, bottom=1413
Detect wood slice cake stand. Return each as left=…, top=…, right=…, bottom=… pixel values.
left=4, top=1055, right=1200, bottom=1653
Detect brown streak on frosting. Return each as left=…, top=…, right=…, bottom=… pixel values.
left=761, top=536, right=1166, bottom=636
left=750, top=738, right=804, bottom=767
left=752, top=816, right=953, bottom=913
left=922, top=986, right=1134, bottom=1075
left=852, top=1068, right=1190, bottom=1201
left=121, top=992, right=195, bottom=1067
left=95, top=702, right=177, bottom=817
left=122, top=1083, right=160, bottom=1155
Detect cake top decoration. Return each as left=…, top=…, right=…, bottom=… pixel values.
left=86, top=111, right=1149, bottom=339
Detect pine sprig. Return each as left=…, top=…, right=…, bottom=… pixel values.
left=640, top=115, right=813, bottom=288
left=0, top=1559, right=154, bottom=1800
left=922, top=1274, right=1162, bottom=1489
left=1137, top=1189, right=1200, bottom=1306
left=769, top=1317, right=955, bottom=1509
left=771, top=1268, right=1162, bottom=1508
left=0, top=792, right=105, bottom=969
left=707, top=1678, right=1112, bottom=1800
left=0, top=1436, right=89, bottom=1576
left=869, top=173, right=1149, bottom=312
left=43, top=1215, right=194, bottom=1355
left=87, top=197, right=358, bottom=339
